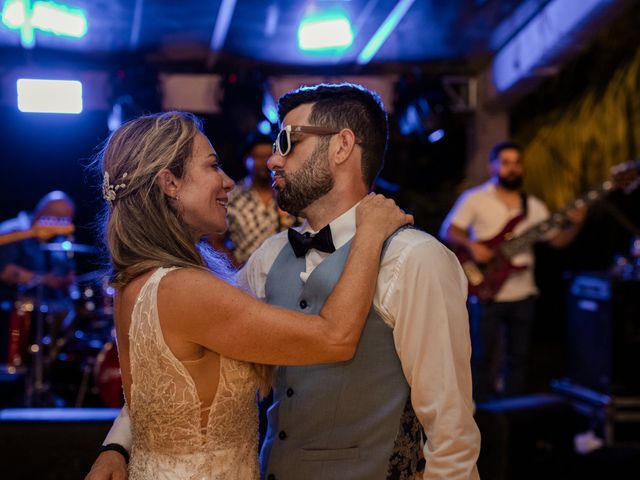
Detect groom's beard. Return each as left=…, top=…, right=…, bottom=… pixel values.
left=497, top=174, right=523, bottom=191
left=274, top=141, right=334, bottom=217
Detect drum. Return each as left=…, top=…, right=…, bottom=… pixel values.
left=45, top=272, right=121, bottom=407
left=0, top=298, right=34, bottom=373
left=93, top=341, right=124, bottom=408
left=49, top=318, right=116, bottom=407
left=71, top=275, right=114, bottom=321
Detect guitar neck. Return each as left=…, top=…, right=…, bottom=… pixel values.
left=0, top=229, right=36, bottom=246
left=499, top=180, right=614, bottom=258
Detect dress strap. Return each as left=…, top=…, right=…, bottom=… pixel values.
left=146, top=266, right=181, bottom=287
left=128, top=266, right=181, bottom=339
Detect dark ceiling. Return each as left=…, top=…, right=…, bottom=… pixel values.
left=0, top=0, right=545, bottom=72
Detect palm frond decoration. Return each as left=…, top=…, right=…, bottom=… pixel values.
left=516, top=48, right=640, bottom=210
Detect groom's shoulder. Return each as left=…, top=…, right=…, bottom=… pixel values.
left=388, top=227, right=442, bottom=253
left=384, top=227, right=456, bottom=266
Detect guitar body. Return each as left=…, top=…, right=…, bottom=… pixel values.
left=455, top=214, right=528, bottom=302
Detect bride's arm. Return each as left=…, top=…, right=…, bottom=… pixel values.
left=166, top=195, right=412, bottom=365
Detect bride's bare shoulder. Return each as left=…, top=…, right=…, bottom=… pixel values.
left=157, top=267, right=234, bottom=306
left=119, top=271, right=155, bottom=304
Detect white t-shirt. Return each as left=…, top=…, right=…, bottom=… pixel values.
left=440, top=181, right=550, bottom=302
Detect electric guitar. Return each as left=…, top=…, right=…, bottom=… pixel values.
left=0, top=217, right=75, bottom=247
left=455, top=160, right=640, bottom=301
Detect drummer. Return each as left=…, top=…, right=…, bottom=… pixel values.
left=0, top=190, right=77, bottom=293
left=0, top=191, right=77, bottom=368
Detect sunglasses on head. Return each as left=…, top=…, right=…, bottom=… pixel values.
left=272, top=125, right=341, bottom=157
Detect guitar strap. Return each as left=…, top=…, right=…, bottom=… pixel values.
left=520, top=191, right=528, bottom=218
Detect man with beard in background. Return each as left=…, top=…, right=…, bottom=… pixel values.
left=440, top=141, right=585, bottom=402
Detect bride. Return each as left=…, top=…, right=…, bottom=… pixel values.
left=91, top=111, right=411, bottom=479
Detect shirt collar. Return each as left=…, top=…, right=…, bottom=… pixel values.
left=300, top=201, right=360, bottom=251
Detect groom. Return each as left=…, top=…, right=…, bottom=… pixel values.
left=87, top=83, right=480, bottom=479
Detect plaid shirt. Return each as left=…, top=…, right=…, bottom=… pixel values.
left=226, top=178, right=298, bottom=265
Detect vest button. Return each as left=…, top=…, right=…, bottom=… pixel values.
left=286, top=388, right=294, bottom=397
left=278, top=430, right=287, bottom=440
left=299, top=299, right=308, bottom=309
left=267, top=475, right=276, bottom=480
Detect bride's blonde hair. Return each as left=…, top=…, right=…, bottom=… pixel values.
left=96, top=111, right=271, bottom=394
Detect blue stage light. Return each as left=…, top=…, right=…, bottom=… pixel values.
left=375, top=176, right=401, bottom=193
left=210, top=0, right=236, bottom=51
left=107, top=103, right=123, bottom=132
left=357, top=0, right=415, bottom=65
left=298, top=11, right=353, bottom=52
left=17, top=78, right=83, bottom=114
left=257, top=120, right=272, bottom=135
left=398, top=104, right=421, bottom=136
left=428, top=129, right=445, bottom=143
left=262, top=91, right=279, bottom=124
left=0, top=408, right=121, bottom=421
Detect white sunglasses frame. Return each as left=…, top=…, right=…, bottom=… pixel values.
left=272, top=124, right=342, bottom=157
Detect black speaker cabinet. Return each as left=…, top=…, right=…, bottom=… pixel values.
left=567, top=274, right=640, bottom=396
left=0, top=409, right=115, bottom=479
left=475, top=394, right=578, bottom=480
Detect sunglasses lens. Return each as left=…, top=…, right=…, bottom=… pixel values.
left=277, top=129, right=289, bottom=156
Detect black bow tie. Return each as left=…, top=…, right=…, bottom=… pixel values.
left=288, top=225, right=336, bottom=258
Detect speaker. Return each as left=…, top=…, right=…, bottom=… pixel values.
left=0, top=409, right=116, bottom=479
left=475, top=394, right=579, bottom=480
left=567, top=274, right=640, bottom=395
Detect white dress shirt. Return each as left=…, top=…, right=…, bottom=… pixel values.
left=238, top=203, right=481, bottom=480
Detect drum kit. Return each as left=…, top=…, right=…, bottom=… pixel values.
left=0, top=240, right=123, bottom=408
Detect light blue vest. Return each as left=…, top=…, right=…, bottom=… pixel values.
left=260, top=237, right=421, bottom=480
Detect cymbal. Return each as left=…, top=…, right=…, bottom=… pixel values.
left=40, top=241, right=97, bottom=253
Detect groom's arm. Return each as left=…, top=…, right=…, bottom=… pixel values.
left=379, top=235, right=480, bottom=479
left=84, top=407, right=131, bottom=480
left=104, top=406, right=133, bottom=450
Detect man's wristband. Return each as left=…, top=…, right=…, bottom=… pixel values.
left=99, top=443, right=130, bottom=464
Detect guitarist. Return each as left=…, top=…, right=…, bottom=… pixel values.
left=439, top=142, right=585, bottom=402
left=0, top=191, right=77, bottom=369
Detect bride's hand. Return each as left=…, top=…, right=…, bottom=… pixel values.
left=355, top=193, right=413, bottom=242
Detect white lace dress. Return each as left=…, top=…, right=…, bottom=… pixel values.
left=127, top=267, right=260, bottom=480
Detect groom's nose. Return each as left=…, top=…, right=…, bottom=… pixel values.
left=267, top=151, right=284, bottom=172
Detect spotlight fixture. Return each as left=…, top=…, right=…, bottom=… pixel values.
left=298, top=10, right=354, bottom=52
left=17, top=78, right=83, bottom=114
